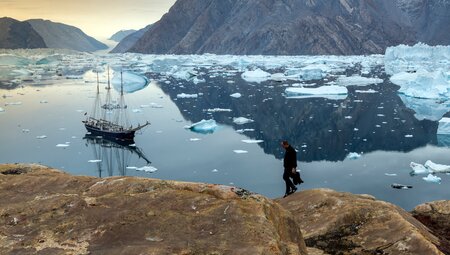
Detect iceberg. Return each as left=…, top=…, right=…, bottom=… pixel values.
left=390, top=70, right=450, bottom=99
left=241, top=68, right=271, bottom=83
left=285, top=64, right=328, bottom=81
left=424, top=160, right=450, bottom=173
left=135, top=166, right=158, bottom=173
left=184, top=119, right=218, bottom=134
left=437, top=117, right=450, bottom=135
left=335, top=76, right=383, bottom=86
left=233, top=150, right=248, bottom=154
left=398, top=95, right=450, bottom=121
left=285, top=85, right=348, bottom=100
left=422, top=174, right=441, bottom=184
left=241, top=139, right=263, bottom=144
left=233, top=117, right=254, bottom=125
left=409, top=162, right=430, bottom=175
left=391, top=183, right=413, bottom=189
left=112, top=71, right=149, bottom=93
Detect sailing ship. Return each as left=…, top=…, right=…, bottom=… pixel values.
left=83, top=68, right=149, bottom=141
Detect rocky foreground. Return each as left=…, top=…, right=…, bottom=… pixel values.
left=0, top=164, right=449, bottom=255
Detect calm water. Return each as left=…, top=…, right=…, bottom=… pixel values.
left=1, top=61, right=449, bottom=210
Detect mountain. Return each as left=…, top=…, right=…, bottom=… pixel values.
left=395, top=0, right=450, bottom=45
left=0, top=17, right=46, bottom=49
left=109, top=29, right=137, bottom=42
left=27, top=19, right=107, bottom=52
left=110, top=25, right=151, bottom=53
left=127, top=0, right=449, bottom=55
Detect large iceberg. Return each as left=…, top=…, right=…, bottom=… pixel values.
left=112, top=71, right=149, bottom=93
left=390, top=70, right=450, bottom=99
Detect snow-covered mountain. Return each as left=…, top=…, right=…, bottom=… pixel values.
left=0, top=17, right=46, bottom=49
left=125, top=0, right=449, bottom=55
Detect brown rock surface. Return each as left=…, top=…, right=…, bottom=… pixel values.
left=278, top=189, right=444, bottom=255
left=412, top=200, right=450, bottom=255
left=0, top=164, right=307, bottom=254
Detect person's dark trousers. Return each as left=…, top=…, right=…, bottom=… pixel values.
left=283, top=168, right=296, bottom=194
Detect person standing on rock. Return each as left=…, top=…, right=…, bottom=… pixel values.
left=281, top=140, right=301, bottom=198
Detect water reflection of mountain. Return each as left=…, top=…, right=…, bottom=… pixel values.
left=83, top=135, right=151, bottom=177
left=152, top=71, right=437, bottom=162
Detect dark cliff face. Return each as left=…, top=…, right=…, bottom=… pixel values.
left=395, top=0, right=450, bottom=45
left=27, top=19, right=108, bottom=52
left=0, top=17, right=47, bottom=49
left=127, top=0, right=425, bottom=55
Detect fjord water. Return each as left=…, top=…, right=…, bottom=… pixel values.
left=1, top=57, right=449, bottom=211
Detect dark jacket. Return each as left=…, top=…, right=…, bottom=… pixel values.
left=283, top=145, right=297, bottom=169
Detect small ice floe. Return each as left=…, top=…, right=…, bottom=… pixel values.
left=36, top=135, right=47, bottom=139
left=212, top=169, right=219, bottom=173
left=335, top=76, right=383, bottom=86
left=346, top=152, right=361, bottom=160
left=422, top=174, right=441, bottom=184
left=285, top=86, right=348, bottom=100
left=189, top=138, right=202, bottom=141
left=384, top=173, right=398, bottom=176
left=236, top=129, right=255, bottom=133
left=230, top=93, right=242, bottom=98
left=184, top=119, right=218, bottom=134
left=233, top=150, right=248, bottom=154
left=241, top=139, right=263, bottom=144
left=241, top=68, right=271, bottom=83
left=88, top=159, right=102, bottom=163
left=404, top=134, right=413, bottom=138
left=150, top=103, right=163, bottom=108
left=5, top=102, right=22, bottom=106
left=206, top=108, right=232, bottom=112
left=177, top=93, right=198, bottom=98
left=233, top=117, right=254, bottom=125
left=56, top=144, right=70, bottom=148
left=391, top=183, right=413, bottom=189
left=140, top=104, right=150, bottom=108
left=132, top=109, right=142, bottom=113
left=135, top=166, right=158, bottom=173
left=425, top=160, right=450, bottom=173
left=409, top=162, right=430, bottom=175
left=355, top=89, right=378, bottom=93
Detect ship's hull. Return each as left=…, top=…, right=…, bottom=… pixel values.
left=84, top=124, right=135, bottom=141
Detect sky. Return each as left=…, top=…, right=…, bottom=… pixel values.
left=0, top=0, right=177, bottom=40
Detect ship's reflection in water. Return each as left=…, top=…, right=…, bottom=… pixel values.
left=83, top=134, right=151, bottom=177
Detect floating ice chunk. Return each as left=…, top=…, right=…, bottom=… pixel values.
left=230, top=93, right=242, bottom=98
left=189, top=138, right=202, bottom=141
left=404, top=134, right=413, bottom=138
left=398, top=94, right=449, bottom=121
left=233, top=150, right=248, bottom=154
left=391, top=70, right=449, bottom=99
left=212, top=169, right=219, bottom=173
left=56, top=144, right=70, bottom=148
left=270, top=73, right=287, bottom=82
left=88, top=159, right=102, bottom=163
left=241, top=139, right=263, bottom=144
left=425, top=160, right=450, bottom=173
left=437, top=117, right=450, bottom=135
left=285, top=85, right=348, bottom=99
left=36, top=135, right=47, bottom=139
left=206, top=108, right=232, bottom=112
left=391, top=183, right=413, bottom=189
left=177, top=93, right=198, bottom=98
left=241, top=68, right=271, bottom=83
left=355, top=89, right=378, bottom=93
left=346, top=152, right=361, bottom=160
left=336, top=76, right=383, bottom=86
left=409, top=162, right=430, bottom=175
left=132, top=109, right=142, bottom=113
left=286, top=64, right=328, bottom=81
left=112, top=71, right=149, bottom=93
left=422, top=174, right=441, bottom=184
left=184, top=119, right=218, bottom=134
left=236, top=129, right=254, bottom=133
left=136, top=166, right=158, bottom=173
left=233, top=117, right=254, bottom=125
left=384, top=173, right=397, bottom=176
